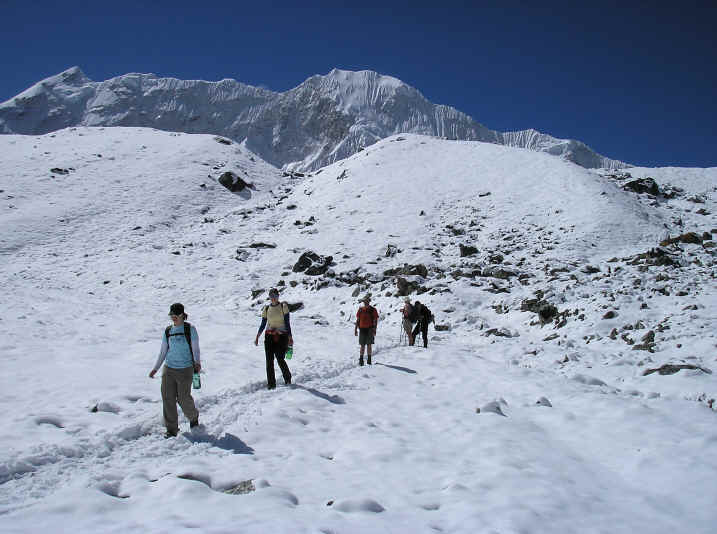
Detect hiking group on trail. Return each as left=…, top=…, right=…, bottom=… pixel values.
left=149, top=290, right=432, bottom=437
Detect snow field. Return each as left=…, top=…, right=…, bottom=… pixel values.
left=1, top=128, right=716, bottom=533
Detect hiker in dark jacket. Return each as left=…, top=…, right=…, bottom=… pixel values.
left=354, top=295, right=379, bottom=365
left=411, top=301, right=432, bottom=348
left=255, top=288, right=292, bottom=389
left=149, top=303, right=200, bottom=438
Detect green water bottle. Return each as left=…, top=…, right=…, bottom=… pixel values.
left=192, top=371, right=201, bottom=389
left=285, top=345, right=293, bottom=360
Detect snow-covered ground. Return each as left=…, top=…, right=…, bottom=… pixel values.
left=1, top=128, right=715, bottom=533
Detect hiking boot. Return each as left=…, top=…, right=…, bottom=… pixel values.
left=285, top=377, right=291, bottom=385
left=359, top=358, right=364, bottom=366
left=190, top=419, right=199, bottom=429
left=367, top=357, right=372, bottom=365
left=164, top=429, right=178, bottom=439
left=268, top=384, right=276, bottom=390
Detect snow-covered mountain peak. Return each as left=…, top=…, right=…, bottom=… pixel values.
left=7, top=65, right=91, bottom=104
left=303, top=68, right=411, bottom=113
left=1, top=67, right=626, bottom=171
left=323, top=68, right=406, bottom=91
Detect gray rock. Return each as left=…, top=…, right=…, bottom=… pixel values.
left=288, top=302, right=304, bottom=312
left=643, top=364, right=712, bottom=376
left=624, top=177, right=660, bottom=196
left=459, top=244, right=478, bottom=257
left=292, top=251, right=334, bottom=276
left=218, top=171, right=252, bottom=193
left=223, top=480, right=256, bottom=495
left=536, top=397, right=552, bottom=407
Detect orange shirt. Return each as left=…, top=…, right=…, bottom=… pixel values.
left=356, top=305, right=378, bottom=328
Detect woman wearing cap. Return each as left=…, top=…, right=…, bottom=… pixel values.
left=149, top=303, right=200, bottom=438
left=255, top=288, right=292, bottom=389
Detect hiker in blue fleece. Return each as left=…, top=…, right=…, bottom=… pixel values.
left=149, top=303, right=200, bottom=437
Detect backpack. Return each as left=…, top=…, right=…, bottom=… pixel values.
left=412, top=303, right=433, bottom=324
left=408, top=304, right=419, bottom=322
left=423, top=305, right=434, bottom=324
left=165, top=322, right=195, bottom=363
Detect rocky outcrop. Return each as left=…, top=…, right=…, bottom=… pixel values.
left=623, top=177, right=660, bottom=196
left=643, top=364, right=712, bottom=376
left=292, top=251, right=334, bottom=276
left=218, top=171, right=252, bottom=193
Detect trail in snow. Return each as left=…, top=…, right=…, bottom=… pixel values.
left=1, top=128, right=715, bottom=533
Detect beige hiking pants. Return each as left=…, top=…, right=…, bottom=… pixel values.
left=402, top=317, right=414, bottom=341
left=161, top=366, right=198, bottom=432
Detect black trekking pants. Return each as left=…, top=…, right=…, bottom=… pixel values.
left=412, top=320, right=429, bottom=348
left=264, top=333, right=291, bottom=388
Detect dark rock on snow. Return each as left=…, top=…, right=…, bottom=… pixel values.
left=460, top=244, right=478, bottom=257
left=643, top=364, right=712, bottom=376
left=660, top=232, right=702, bottom=246
left=293, top=251, right=334, bottom=276
left=395, top=276, right=420, bottom=296
left=287, top=302, right=304, bottom=312
left=623, top=177, right=660, bottom=196
left=218, top=171, right=253, bottom=193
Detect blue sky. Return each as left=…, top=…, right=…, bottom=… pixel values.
left=2, top=1, right=715, bottom=167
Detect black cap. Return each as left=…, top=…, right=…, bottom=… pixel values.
left=268, top=288, right=280, bottom=298
left=169, top=303, right=185, bottom=316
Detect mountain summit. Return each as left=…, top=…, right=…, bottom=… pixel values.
left=0, top=67, right=624, bottom=171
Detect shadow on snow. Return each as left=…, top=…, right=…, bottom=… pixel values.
left=290, top=384, right=346, bottom=404
left=184, top=431, right=255, bottom=454
left=374, top=362, right=417, bottom=374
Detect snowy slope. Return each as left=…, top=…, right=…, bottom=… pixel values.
left=0, top=129, right=715, bottom=533
left=0, top=67, right=624, bottom=171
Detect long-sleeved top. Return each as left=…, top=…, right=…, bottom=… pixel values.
left=257, top=302, right=292, bottom=335
left=153, top=323, right=200, bottom=371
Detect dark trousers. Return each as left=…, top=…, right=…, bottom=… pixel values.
left=264, top=333, right=291, bottom=388
left=412, top=320, right=429, bottom=348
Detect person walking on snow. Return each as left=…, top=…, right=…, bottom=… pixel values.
left=255, top=288, right=292, bottom=389
left=401, top=296, right=415, bottom=345
left=354, top=295, right=379, bottom=365
left=149, top=303, right=200, bottom=438
left=411, top=300, right=433, bottom=348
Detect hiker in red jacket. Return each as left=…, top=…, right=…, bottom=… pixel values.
left=354, top=295, right=379, bottom=366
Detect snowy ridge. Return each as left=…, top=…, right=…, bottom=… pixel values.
left=502, top=128, right=624, bottom=169
left=1, top=67, right=624, bottom=171
left=1, top=128, right=715, bottom=533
